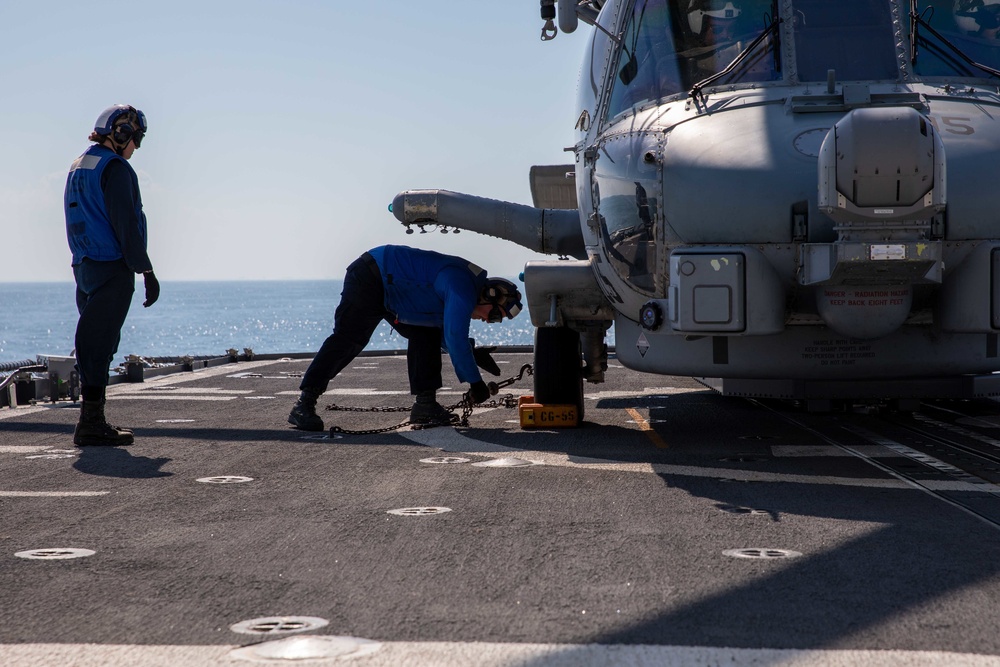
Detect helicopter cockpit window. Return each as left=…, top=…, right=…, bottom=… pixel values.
left=605, top=0, right=780, bottom=119
left=912, top=0, right=1000, bottom=79
left=578, top=0, right=616, bottom=136
left=792, top=0, right=898, bottom=81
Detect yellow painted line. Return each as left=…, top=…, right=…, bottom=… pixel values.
left=625, top=408, right=669, bottom=449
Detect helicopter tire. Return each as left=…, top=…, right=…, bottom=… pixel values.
left=533, top=326, right=584, bottom=422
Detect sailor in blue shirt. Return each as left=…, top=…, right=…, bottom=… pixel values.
left=289, top=245, right=523, bottom=430
left=65, top=104, right=158, bottom=447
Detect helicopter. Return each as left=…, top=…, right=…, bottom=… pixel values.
left=391, top=0, right=1000, bottom=415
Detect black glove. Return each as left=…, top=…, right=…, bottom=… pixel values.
left=470, top=380, right=491, bottom=404
left=469, top=338, right=501, bottom=376
left=143, top=271, right=160, bottom=308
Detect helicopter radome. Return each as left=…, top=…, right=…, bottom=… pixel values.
left=393, top=0, right=1000, bottom=414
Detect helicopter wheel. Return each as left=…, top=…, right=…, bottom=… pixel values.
left=533, top=326, right=584, bottom=422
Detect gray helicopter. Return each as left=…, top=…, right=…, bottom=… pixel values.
left=391, top=0, right=1000, bottom=413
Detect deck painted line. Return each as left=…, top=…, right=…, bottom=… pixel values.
left=277, top=387, right=512, bottom=397
left=0, top=406, right=57, bottom=421
left=2, top=642, right=998, bottom=667
left=625, top=408, right=669, bottom=449
left=276, top=389, right=409, bottom=396
left=106, top=395, right=238, bottom=401
left=0, top=491, right=109, bottom=497
left=586, top=387, right=704, bottom=400
left=114, top=388, right=253, bottom=394
left=771, top=445, right=898, bottom=457
left=106, top=358, right=302, bottom=391
left=401, top=424, right=522, bottom=455
left=399, top=429, right=912, bottom=487
left=0, top=446, right=55, bottom=454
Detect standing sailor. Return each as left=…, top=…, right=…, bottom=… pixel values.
left=65, top=104, right=159, bottom=446
left=288, top=244, right=523, bottom=430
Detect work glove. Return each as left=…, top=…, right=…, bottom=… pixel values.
left=469, top=380, right=491, bottom=404
left=469, top=338, right=501, bottom=376
left=143, top=271, right=160, bottom=308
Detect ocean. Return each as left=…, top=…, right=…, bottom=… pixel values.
left=0, top=281, right=615, bottom=365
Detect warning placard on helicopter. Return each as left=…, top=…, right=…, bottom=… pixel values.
left=800, top=339, right=876, bottom=367
left=821, top=287, right=910, bottom=308
left=870, top=244, right=906, bottom=260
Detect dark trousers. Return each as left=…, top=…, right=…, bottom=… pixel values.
left=73, top=259, right=135, bottom=390
left=301, top=253, right=443, bottom=395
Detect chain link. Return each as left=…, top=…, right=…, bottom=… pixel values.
left=326, top=364, right=533, bottom=436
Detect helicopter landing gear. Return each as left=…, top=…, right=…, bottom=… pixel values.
left=533, top=326, right=585, bottom=422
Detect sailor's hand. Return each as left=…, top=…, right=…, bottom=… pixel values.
left=469, top=339, right=501, bottom=376
left=143, top=271, right=160, bottom=308
left=469, top=381, right=491, bottom=404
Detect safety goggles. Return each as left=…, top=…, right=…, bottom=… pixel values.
left=132, top=110, right=148, bottom=147
left=486, top=299, right=523, bottom=324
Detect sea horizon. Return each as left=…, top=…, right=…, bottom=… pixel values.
left=0, top=279, right=615, bottom=365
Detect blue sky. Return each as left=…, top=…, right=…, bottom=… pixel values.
left=1, top=1, right=586, bottom=282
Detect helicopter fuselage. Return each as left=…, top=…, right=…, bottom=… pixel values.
left=393, top=0, right=1000, bottom=403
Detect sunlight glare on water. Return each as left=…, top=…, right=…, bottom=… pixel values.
left=0, top=280, right=615, bottom=362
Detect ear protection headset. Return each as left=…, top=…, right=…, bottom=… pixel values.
left=480, top=278, right=524, bottom=323
left=112, top=118, right=136, bottom=146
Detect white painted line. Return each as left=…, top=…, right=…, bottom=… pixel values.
left=2, top=642, right=999, bottom=667
left=0, top=446, right=55, bottom=454
left=0, top=406, right=56, bottom=421
left=771, top=445, right=848, bottom=457
left=0, top=491, right=109, bottom=497
left=114, top=388, right=253, bottom=394
left=841, top=423, right=1000, bottom=495
left=106, top=395, right=238, bottom=401
left=0, top=360, right=290, bottom=419
left=275, top=389, right=408, bottom=396
left=585, top=387, right=703, bottom=400
left=106, top=358, right=299, bottom=392
left=770, top=445, right=898, bottom=458
left=399, top=430, right=911, bottom=487
left=915, top=413, right=1000, bottom=450
left=921, top=480, right=1000, bottom=492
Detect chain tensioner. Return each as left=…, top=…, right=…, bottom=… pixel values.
left=326, top=364, right=533, bottom=436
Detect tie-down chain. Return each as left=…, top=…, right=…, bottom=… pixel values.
left=326, top=364, right=534, bottom=436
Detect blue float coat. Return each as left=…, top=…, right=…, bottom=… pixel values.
left=368, top=245, right=487, bottom=383
left=64, top=144, right=151, bottom=272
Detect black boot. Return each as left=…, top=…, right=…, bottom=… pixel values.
left=101, top=399, right=133, bottom=434
left=410, top=390, right=454, bottom=425
left=74, top=400, right=135, bottom=447
left=288, top=388, right=324, bottom=431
